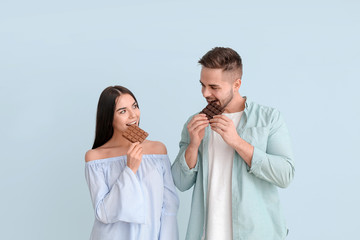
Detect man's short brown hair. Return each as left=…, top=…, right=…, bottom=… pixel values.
left=198, top=47, right=243, bottom=79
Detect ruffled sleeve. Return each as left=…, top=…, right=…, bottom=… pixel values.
left=159, top=155, right=179, bottom=240
left=85, top=161, right=145, bottom=224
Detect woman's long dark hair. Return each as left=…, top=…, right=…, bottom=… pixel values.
left=92, top=86, right=139, bottom=149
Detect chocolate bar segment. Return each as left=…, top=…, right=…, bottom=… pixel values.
left=200, top=101, right=224, bottom=120
left=122, top=125, right=149, bottom=143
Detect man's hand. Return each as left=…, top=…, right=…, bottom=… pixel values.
left=210, top=115, right=254, bottom=166
left=185, top=113, right=209, bottom=169
left=209, top=115, right=240, bottom=148
left=187, top=113, right=209, bottom=148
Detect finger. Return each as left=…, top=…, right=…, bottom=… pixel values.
left=211, top=115, right=230, bottom=124
left=210, top=122, right=225, bottom=131
left=214, top=115, right=232, bottom=124
left=194, top=114, right=209, bottom=121
left=198, top=113, right=208, bottom=119
left=193, top=122, right=209, bottom=132
left=210, top=119, right=231, bottom=130
left=188, top=117, right=209, bottom=130
left=211, top=125, right=224, bottom=136
left=138, top=152, right=143, bottom=161
left=127, top=142, right=140, bottom=154
left=132, top=143, right=143, bottom=153
left=189, top=119, right=209, bottom=131
left=210, top=117, right=228, bottom=127
left=189, top=115, right=208, bottom=127
left=128, top=145, right=142, bottom=160
left=134, top=146, right=143, bottom=159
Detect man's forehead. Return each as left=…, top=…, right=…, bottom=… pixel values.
left=199, top=79, right=221, bottom=86
left=201, top=67, right=223, bottom=75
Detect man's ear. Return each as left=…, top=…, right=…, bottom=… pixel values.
left=233, top=79, right=241, bottom=91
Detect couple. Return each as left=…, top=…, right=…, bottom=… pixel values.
left=85, top=47, right=295, bottom=240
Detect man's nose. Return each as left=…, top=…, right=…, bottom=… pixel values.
left=202, top=87, right=211, bottom=98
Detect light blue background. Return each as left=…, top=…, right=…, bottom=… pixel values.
left=1, top=1, right=359, bottom=239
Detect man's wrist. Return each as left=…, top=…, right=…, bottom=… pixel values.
left=185, top=144, right=200, bottom=169
left=188, top=142, right=200, bottom=151
left=229, top=135, right=242, bottom=149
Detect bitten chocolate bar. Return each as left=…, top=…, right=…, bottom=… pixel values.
left=122, top=125, right=149, bottom=143
left=200, top=101, right=224, bottom=120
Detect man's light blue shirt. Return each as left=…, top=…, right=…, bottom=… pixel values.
left=171, top=98, right=295, bottom=240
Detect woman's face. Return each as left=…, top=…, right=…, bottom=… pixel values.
left=112, top=93, right=140, bottom=133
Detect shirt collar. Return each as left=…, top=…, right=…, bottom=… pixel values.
left=243, top=96, right=249, bottom=109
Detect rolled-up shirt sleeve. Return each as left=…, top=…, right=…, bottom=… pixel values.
left=248, top=110, right=295, bottom=188
left=171, top=116, right=199, bottom=192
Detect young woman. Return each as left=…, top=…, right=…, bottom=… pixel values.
left=85, top=86, right=179, bottom=240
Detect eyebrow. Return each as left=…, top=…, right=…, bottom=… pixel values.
left=199, top=80, right=220, bottom=87
left=116, top=101, right=137, bottom=112
left=116, top=107, right=126, bottom=112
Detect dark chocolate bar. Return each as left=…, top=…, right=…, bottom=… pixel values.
left=200, top=101, right=224, bottom=120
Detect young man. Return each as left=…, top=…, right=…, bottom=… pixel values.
left=171, top=47, right=295, bottom=240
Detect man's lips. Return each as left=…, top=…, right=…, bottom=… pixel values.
left=206, top=99, right=218, bottom=103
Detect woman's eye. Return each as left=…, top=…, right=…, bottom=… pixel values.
left=133, top=103, right=138, bottom=109
left=120, top=110, right=126, bottom=114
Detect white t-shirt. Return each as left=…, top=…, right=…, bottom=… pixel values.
left=206, top=111, right=243, bottom=240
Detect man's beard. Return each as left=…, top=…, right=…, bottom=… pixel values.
left=206, top=89, right=233, bottom=109
left=218, top=90, right=233, bottom=110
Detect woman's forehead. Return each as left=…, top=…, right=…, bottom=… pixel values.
left=115, top=94, right=135, bottom=107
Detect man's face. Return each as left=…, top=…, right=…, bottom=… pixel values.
left=200, top=67, right=235, bottom=109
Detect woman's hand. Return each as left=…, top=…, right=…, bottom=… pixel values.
left=126, top=142, right=143, bottom=174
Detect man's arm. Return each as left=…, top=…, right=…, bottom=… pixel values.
left=247, top=110, right=295, bottom=188
left=184, top=114, right=209, bottom=168
left=171, top=114, right=209, bottom=191
left=210, top=111, right=295, bottom=188
left=210, top=115, right=254, bottom=166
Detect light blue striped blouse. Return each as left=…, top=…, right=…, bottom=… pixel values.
left=85, top=154, right=179, bottom=240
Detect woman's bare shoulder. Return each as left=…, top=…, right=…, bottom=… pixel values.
left=143, top=140, right=167, bottom=155
left=85, top=149, right=98, bottom=162
left=85, top=144, right=129, bottom=162
left=85, top=149, right=103, bottom=162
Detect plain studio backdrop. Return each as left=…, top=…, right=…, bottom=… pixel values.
left=0, top=1, right=359, bottom=239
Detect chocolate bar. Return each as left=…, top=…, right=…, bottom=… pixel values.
left=200, top=101, right=224, bottom=120
left=122, top=125, right=149, bottom=143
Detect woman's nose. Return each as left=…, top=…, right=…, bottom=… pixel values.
left=128, top=109, right=136, bottom=118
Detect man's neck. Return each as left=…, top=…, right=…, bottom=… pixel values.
left=223, top=94, right=245, bottom=113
